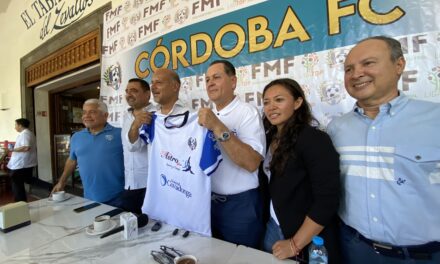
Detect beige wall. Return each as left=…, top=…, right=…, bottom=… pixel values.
left=34, top=88, right=51, bottom=182
left=0, top=0, right=119, bottom=141
left=0, top=0, right=123, bottom=183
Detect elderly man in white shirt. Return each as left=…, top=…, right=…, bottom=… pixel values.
left=7, top=118, right=37, bottom=202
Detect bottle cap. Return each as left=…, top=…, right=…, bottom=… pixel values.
left=312, top=236, right=324, bottom=246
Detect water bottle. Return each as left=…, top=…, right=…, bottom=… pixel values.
left=308, top=236, right=328, bottom=264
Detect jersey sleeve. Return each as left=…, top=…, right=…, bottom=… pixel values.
left=200, top=131, right=222, bottom=176
left=139, top=114, right=157, bottom=144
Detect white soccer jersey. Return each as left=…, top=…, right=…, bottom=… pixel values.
left=140, top=111, right=222, bottom=236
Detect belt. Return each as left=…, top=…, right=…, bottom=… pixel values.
left=211, top=187, right=259, bottom=203
left=343, top=223, right=440, bottom=260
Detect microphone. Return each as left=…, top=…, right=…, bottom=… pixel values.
left=100, top=214, right=149, bottom=239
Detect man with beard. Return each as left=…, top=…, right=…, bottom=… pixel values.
left=120, top=78, right=154, bottom=214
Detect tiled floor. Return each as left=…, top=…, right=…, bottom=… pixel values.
left=0, top=177, right=48, bottom=206
left=0, top=188, right=16, bottom=205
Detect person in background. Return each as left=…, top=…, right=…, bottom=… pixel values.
left=261, top=78, right=341, bottom=263
left=198, top=60, right=266, bottom=248
left=327, top=36, right=440, bottom=263
left=120, top=78, right=154, bottom=214
left=7, top=118, right=37, bottom=202
left=51, top=99, right=125, bottom=207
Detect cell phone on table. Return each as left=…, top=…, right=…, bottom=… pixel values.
left=151, top=221, right=162, bottom=231
left=73, top=202, right=101, bottom=213
left=96, top=208, right=124, bottom=218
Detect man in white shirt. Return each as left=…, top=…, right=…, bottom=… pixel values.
left=150, top=68, right=188, bottom=116
left=126, top=69, right=188, bottom=216
left=7, top=118, right=37, bottom=202
left=198, top=60, right=266, bottom=248
left=120, top=78, right=154, bottom=214
left=127, top=69, right=188, bottom=142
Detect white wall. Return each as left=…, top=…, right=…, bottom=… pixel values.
left=0, top=0, right=120, bottom=141
left=34, top=89, right=51, bottom=182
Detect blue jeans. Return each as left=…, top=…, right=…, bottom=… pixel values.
left=263, top=217, right=285, bottom=253
left=211, top=188, right=263, bottom=249
left=341, top=222, right=440, bottom=264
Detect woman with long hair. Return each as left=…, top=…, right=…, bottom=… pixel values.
left=261, top=78, right=341, bottom=263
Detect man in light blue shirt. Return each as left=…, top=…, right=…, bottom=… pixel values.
left=52, top=99, right=124, bottom=206
left=327, top=36, right=440, bottom=263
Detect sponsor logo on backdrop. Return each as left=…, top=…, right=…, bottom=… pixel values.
left=428, top=66, right=440, bottom=91
left=130, top=11, right=141, bottom=25
left=175, top=7, right=189, bottom=24
left=170, top=0, right=179, bottom=8
left=123, top=0, right=131, bottom=12
left=237, top=67, right=252, bottom=87
left=327, top=49, right=349, bottom=69
left=128, top=31, right=137, bottom=46
left=302, top=53, right=319, bottom=75
left=319, top=81, right=345, bottom=105
left=162, top=14, right=172, bottom=29
left=103, top=63, right=122, bottom=91
left=119, top=36, right=126, bottom=49
left=301, top=84, right=311, bottom=97
left=133, top=0, right=144, bottom=9
left=181, top=77, right=194, bottom=94
left=122, top=16, right=129, bottom=30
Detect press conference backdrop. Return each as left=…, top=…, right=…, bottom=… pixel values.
left=100, top=0, right=440, bottom=127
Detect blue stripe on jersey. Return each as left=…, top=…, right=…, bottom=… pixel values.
left=139, top=114, right=157, bottom=144
left=200, top=131, right=222, bottom=175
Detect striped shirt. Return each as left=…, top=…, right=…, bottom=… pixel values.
left=327, top=94, right=440, bottom=245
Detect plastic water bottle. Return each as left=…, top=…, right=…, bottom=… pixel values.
left=309, top=236, right=328, bottom=264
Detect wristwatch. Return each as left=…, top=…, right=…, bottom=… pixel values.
left=216, top=131, right=231, bottom=142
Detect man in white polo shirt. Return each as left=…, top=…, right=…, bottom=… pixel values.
left=198, top=60, right=266, bottom=248
left=7, top=118, right=37, bottom=202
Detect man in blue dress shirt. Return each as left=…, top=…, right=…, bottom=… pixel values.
left=327, top=36, right=440, bottom=263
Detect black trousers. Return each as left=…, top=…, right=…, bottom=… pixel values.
left=120, top=187, right=146, bottom=215
left=9, top=167, right=33, bottom=202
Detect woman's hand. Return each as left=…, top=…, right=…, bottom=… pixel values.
left=272, top=239, right=299, bottom=260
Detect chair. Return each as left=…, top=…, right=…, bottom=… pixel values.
left=0, top=148, right=11, bottom=191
